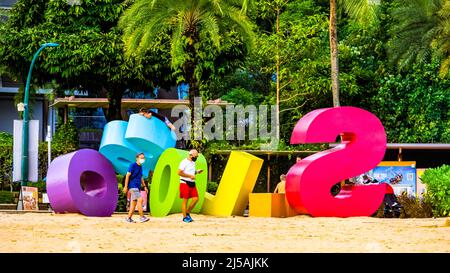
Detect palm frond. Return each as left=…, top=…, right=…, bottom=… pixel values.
left=170, top=18, right=187, bottom=69
left=434, top=0, right=450, bottom=76
left=200, top=12, right=220, bottom=48
left=119, top=0, right=254, bottom=75
left=387, top=0, right=442, bottom=71
left=339, top=0, right=378, bottom=23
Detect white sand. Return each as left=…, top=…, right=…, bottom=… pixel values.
left=0, top=212, right=448, bottom=253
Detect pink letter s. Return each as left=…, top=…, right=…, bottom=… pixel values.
left=286, top=107, right=386, bottom=217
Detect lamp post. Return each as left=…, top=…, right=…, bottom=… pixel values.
left=20, top=43, right=59, bottom=188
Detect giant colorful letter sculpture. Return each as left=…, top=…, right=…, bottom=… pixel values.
left=286, top=106, right=387, bottom=217
left=99, top=114, right=176, bottom=177
left=201, top=151, right=264, bottom=216
left=46, top=106, right=387, bottom=218
left=150, top=148, right=208, bottom=216
left=46, top=149, right=118, bottom=216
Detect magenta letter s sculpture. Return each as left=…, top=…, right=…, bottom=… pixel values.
left=46, top=149, right=118, bottom=216
left=286, top=106, right=387, bottom=217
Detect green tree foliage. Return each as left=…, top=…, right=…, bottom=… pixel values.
left=212, top=0, right=449, bottom=145
left=0, top=8, right=10, bottom=23
left=373, top=62, right=450, bottom=143
left=52, top=120, right=80, bottom=152
left=433, top=0, right=450, bottom=76
left=221, top=87, right=263, bottom=105
left=0, top=132, right=13, bottom=189
left=1, top=0, right=449, bottom=147
left=233, top=0, right=387, bottom=143
left=0, top=0, right=162, bottom=121
left=388, top=0, right=441, bottom=71
left=388, top=0, right=450, bottom=77
left=119, top=0, right=255, bottom=123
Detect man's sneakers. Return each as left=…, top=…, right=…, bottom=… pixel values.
left=183, top=214, right=193, bottom=223
left=125, top=216, right=149, bottom=223
left=186, top=213, right=194, bottom=222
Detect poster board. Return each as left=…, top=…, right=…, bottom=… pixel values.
left=370, top=161, right=417, bottom=196
left=22, top=186, right=39, bottom=211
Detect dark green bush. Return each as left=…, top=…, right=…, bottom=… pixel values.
left=0, top=132, right=13, bottom=144
left=421, top=165, right=450, bottom=217
left=0, top=144, right=13, bottom=190
left=116, top=174, right=127, bottom=212
left=0, top=191, right=14, bottom=203
left=116, top=191, right=128, bottom=212
left=207, top=181, right=218, bottom=193
left=397, top=193, right=434, bottom=218
left=52, top=120, right=79, bottom=151
left=373, top=62, right=450, bottom=143
left=373, top=193, right=434, bottom=218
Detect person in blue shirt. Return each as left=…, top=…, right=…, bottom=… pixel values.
left=123, top=152, right=149, bottom=223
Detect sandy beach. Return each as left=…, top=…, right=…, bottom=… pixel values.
left=0, top=212, right=448, bottom=253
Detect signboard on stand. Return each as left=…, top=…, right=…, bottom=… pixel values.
left=21, top=186, right=39, bottom=211
left=370, top=161, right=417, bottom=196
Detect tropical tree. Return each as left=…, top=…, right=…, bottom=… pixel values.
left=388, top=0, right=450, bottom=77
left=119, top=0, right=255, bottom=125
left=373, top=61, right=450, bottom=143
left=434, top=0, right=450, bottom=76
left=251, top=0, right=289, bottom=142
left=0, top=0, right=165, bottom=121
left=329, top=0, right=377, bottom=107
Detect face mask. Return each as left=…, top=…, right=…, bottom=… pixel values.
left=191, top=156, right=198, bottom=162
left=139, top=158, right=145, bottom=164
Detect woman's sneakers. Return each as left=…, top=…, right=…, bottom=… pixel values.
left=183, top=214, right=193, bottom=223
left=125, top=216, right=149, bottom=223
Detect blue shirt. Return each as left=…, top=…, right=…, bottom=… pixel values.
left=127, top=162, right=142, bottom=189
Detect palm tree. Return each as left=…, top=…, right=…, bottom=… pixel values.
left=435, top=0, right=450, bottom=76
left=388, top=0, right=442, bottom=71
left=119, top=0, right=254, bottom=125
left=329, top=0, right=377, bottom=107
left=388, top=0, right=450, bottom=76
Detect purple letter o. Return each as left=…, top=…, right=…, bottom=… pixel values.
left=46, top=149, right=118, bottom=216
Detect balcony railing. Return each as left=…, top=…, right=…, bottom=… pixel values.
left=72, top=115, right=107, bottom=130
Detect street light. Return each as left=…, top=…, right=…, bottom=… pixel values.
left=21, top=43, right=59, bottom=189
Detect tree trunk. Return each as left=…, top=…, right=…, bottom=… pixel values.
left=330, top=0, right=340, bottom=107
left=183, top=13, right=201, bottom=145
left=184, top=36, right=200, bottom=142
left=187, top=64, right=198, bottom=127
left=106, top=87, right=123, bottom=121
left=275, top=7, right=281, bottom=141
